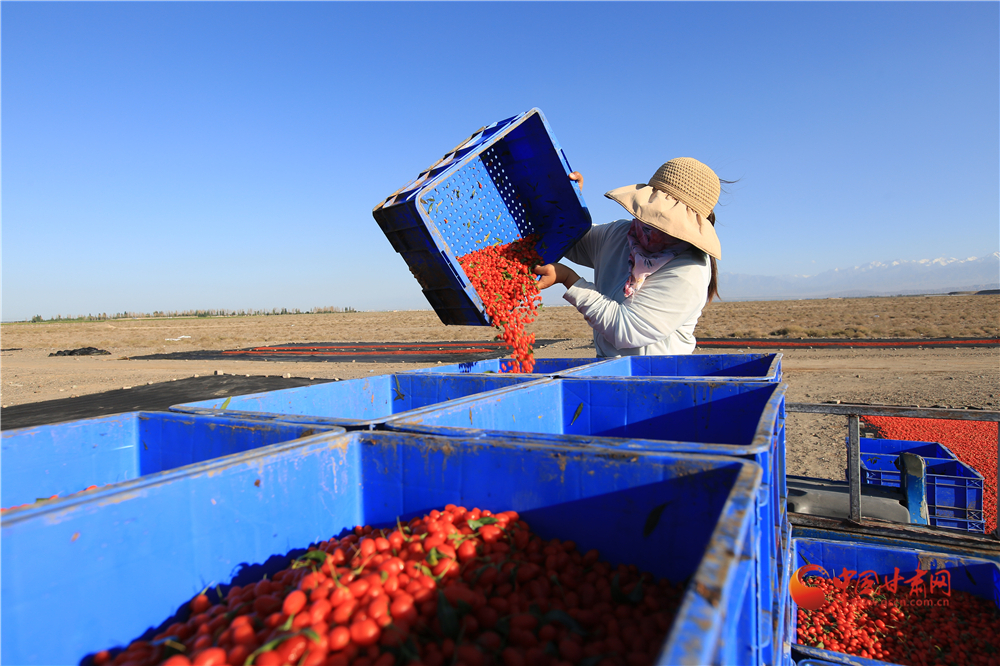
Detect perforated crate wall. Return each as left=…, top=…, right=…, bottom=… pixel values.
left=373, top=108, right=592, bottom=326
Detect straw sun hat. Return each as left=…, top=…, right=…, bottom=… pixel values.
left=604, top=157, right=722, bottom=260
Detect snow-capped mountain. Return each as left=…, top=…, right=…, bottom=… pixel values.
left=719, top=253, right=999, bottom=301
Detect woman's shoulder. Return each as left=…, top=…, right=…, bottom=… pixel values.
left=649, top=248, right=710, bottom=282
left=590, top=219, right=631, bottom=241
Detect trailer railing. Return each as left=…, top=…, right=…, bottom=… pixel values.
left=786, top=403, right=1000, bottom=539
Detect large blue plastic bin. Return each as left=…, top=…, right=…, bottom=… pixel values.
left=384, top=377, right=789, bottom=664
left=2, top=430, right=761, bottom=666
left=169, top=373, right=546, bottom=428
left=559, top=353, right=783, bottom=382
left=0, top=412, right=340, bottom=510
left=789, top=537, right=1000, bottom=666
left=404, top=357, right=607, bottom=375
left=372, top=108, right=592, bottom=326
left=858, top=453, right=985, bottom=533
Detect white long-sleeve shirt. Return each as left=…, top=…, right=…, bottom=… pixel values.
left=562, top=219, right=711, bottom=357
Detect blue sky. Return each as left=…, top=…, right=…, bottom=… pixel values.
left=2, top=1, right=998, bottom=322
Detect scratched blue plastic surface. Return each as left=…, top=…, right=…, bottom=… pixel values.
left=1, top=430, right=760, bottom=666
left=560, top=353, right=782, bottom=382
left=169, top=374, right=546, bottom=429
left=789, top=537, right=1000, bottom=666
left=372, top=108, right=592, bottom=326
left=0, top=412, right=340, bottom=509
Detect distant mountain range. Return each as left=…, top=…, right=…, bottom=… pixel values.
left=718, top=252, right=1000, bottom=301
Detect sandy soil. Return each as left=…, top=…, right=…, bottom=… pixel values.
left=2, top=303, right=997, bottom=481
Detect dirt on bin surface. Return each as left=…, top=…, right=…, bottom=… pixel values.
left=2, top=294, right=997, bottom=483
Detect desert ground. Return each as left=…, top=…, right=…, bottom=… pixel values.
left=2, top=294, right=997, bottom=481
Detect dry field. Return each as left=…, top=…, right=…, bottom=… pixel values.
left=696, top=293, right=999, bottom=339
left=2, top=294, right=997, bottom=481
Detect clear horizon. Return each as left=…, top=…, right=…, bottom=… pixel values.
left=3, top=2, right=998, bottom=322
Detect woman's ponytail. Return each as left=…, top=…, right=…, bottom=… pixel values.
left=707, top=211, right=720, bottom=303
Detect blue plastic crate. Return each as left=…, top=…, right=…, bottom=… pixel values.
left=0, top=412, right=341, bottom=510
left=559, top=353, right=783, bottom=382
left=372, top=108, right=592, bottom=326
left=169, top=373, right=546, bottom=428
left=856, top=436, right=957, bottom=460
left=404, top=357, right=608, bottom=375
left=2, top=430, right=761, bottom=666
left=384, top=377, right=788, bottom=665
left=789, top=537, right=1000, bottom=666
left=858, top=453, right=985, bottom=533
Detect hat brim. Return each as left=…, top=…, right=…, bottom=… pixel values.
left=605, top=184, right=722, bottom=260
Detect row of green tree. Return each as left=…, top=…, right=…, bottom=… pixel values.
left=27, top=306, right=358, bottom=323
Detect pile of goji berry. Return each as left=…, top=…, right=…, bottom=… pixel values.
left=95, top=505, right=683, bottom=666
left=458, top=236, right=543, bottom=374
left=863, top=417, right=998, bottom=533
left=796, top=573, right=1000, bottom=665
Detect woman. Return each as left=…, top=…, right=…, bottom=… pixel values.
left=533, top=157, right=722, bottom=357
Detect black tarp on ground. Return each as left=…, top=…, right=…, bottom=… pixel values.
left=130, top=340, right=566, bottom=363
left=0, top=375, right=335, bottom=431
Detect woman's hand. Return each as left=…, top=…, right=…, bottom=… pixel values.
left=569, top=171, right=583, bottom=189
left=534, top=263, right=580, bottom=290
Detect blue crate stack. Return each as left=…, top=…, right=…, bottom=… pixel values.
left=2, top=426, right=764, bottom=666
left=2, top=353, right=790, bottom=666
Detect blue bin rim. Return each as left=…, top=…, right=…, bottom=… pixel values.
left=400, top=357, right=613, bottom=377
left=402, top=352, right=783, bottom=382
left=558, top=352, right=783, bottom=382
left=789, top=535, right=1000, bottom=666
left=383, top=379, right=788, bottom=458
left=0, top=410, right=345, bottom=438
left=2, top=428, right=763, bottom=666
left=167, top=377, right=556, bottom=428
left=860, top=453, right=984, bottom=480
left=0, top=419, right=347, bottom=523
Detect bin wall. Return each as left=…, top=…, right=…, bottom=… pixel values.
left=169, top=374, right=547, bottom=428
left=1, top=412, right=335, bottom=509
left=561, top=353, right=782, bottom=382
left=385, top=378, right=782, bottom=448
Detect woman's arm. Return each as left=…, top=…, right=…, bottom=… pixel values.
left=533, top=262, right=581, bottom=290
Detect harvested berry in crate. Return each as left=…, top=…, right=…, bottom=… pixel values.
left=96, top=505, right=684, bottom=666
left=796, top=573, right=1000, bottom=665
